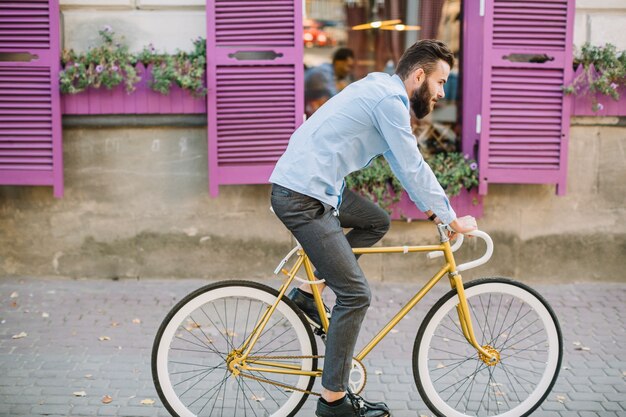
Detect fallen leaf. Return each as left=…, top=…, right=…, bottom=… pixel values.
left=98, top=336, right=111, bottom=341
left=574, top=346, right=591, bottom=351
left=73, top=391, right=87, bottom=397
left=140, top=399, right=155, bottom=405
left=556, top=395, right=566, bottom=403
left=10, top=292, right=18, bottom=298
left=251, top=395, right=265, bottom=402
left=390, top=329, right=399, bottom=334
left=573, top=341, right=581, bottom=346
left=375, top=370, right=383, bottom=375
left=84, top=374, right=93, bottom=379
left=10, top=301, right=17, bottom=308
left=102, top=395, right=113, bottom=404
left=443, top=338, right=450, bottom=342
left=12, top=332, right=27, bottom=339
left=110, top=322, right=120, bottom=327
left=132, top=318, right=141, bottom=324
left=436, top=363, right=445, bottom=369
left=42, top=312, right=49, bottom=318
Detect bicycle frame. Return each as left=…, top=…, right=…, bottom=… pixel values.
left=232, top=224, right=496, bottom=379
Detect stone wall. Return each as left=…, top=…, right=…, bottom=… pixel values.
left=574, top=0, right=626, bottom=49
left=1, top=1, right=623, bottom=282
left=58, top=0, right=626, bottom=52
left=1, top=117, right=624, bottom=282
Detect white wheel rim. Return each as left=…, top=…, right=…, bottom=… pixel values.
left=155, top=286, right=314, bottom=417
left=418, top=283, right=560, bottom=417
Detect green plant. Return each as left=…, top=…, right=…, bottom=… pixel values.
left=60, top=27, right=207, bottom=97
left=564, top=43, right=626, bottom=111
left=345, top=157, right=404, bottom=212
left=345, top=152, right=479, bottom=213
left=60, top=26, right=139, bottom=94
left=137, top=36, right=207, bottom=97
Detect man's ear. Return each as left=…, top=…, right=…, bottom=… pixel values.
left=414, top=68, right=425, bottom=84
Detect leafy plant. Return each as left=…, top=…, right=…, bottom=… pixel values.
left=137, top=36, right=207, bottom=97
left=345, top=157, right=404, bottom=212
left=564, top=43, right=626, bottom=111
left=60, top=27, right=207, bottom=97
left=346, top=152, right=479, bottom=213
left=60, top=26, right=139, bottom=94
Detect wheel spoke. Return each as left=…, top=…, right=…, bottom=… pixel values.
left=415, top=280, right=561, bottom=417
left=154, top=284, right=316, bottom=417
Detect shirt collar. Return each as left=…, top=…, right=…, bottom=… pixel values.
left=391, top=73, right=409, bottom=108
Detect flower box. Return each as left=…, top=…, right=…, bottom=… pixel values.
left=569, top=64, right=626, bottom=117
left=389, top=188, right=483, bottom=221
left=60, top=63, right=206, bottom=115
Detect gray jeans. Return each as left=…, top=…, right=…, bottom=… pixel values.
left=270, top=183, right=390, bottom=392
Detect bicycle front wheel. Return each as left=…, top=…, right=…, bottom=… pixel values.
left=413, top=278, right=562, bottom=417
left=152, top=280, right=318, bottom=417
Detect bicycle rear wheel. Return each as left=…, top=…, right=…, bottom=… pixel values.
left=152, top=280, right=318, bottom=417
left=413, top=277, right=562, bottom=417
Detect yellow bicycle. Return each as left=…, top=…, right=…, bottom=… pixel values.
left=152, top=224, right=563, bottom=417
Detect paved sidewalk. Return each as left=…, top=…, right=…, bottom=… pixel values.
left=0, top=276, right=625, bottom=417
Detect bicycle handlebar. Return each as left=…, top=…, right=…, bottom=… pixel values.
left=426, top=229, right=494, bottom=272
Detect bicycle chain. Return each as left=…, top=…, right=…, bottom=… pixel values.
left=240, top=355, right=325, bottom=396
left=238, top=355, right=367, bottom=397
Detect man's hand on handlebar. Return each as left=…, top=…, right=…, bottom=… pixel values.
left=448, top=215, right=477, bottom=239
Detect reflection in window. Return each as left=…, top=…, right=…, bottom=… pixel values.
left=304, top=0, right=462, bottom=155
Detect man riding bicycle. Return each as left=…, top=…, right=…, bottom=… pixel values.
left=269, top=39, right=477, bottom=417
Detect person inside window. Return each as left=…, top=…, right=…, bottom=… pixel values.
left=304, top=47, right=355, bottom=118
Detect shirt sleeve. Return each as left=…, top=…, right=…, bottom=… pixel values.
left=372, top=95, right=457, bottom=224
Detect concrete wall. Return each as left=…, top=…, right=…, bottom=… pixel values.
left=574, top=0, right=626, bottom=49
left=1, top=117, right=624, bottom=282
left=58, top=0, right=626, bottom=53
left=1, top=0, right=622, bottom=282
left=60, top=0, right=206, bottom=53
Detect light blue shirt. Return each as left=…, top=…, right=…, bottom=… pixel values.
left=269, top=72, right=457, bottom=224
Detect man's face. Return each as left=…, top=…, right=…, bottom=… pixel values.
left=334, top=57, right=355, bottom=79
left=409, top=60, right=450, bottom=119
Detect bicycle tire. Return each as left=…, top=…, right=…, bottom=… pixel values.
left=152, top=280, right=318, bottom=417
left=413, top=277, right=562, bottom=417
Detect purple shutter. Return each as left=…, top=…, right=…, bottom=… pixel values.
left=206, top=0, right=304, bottom=196
left=478, top=0, right=575, bottom=195
left=0, top=0, right=63, bottom=197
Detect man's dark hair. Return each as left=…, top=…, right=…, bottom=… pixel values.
left=395, top=39, right=454, bottom=80
left=332, top=47, right=354, bottom=63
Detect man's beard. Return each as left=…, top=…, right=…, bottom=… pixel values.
left=410, top=81, right=434, bottom=119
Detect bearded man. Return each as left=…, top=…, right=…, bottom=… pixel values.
left=269, top=39, right=477, bottom=417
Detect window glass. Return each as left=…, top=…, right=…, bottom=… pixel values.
left=304, top=0, right=462, bottom=155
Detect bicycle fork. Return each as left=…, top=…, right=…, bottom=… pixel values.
left=449, top=274, right=500, bottom=365
left=438, top=224, right=500, bottom=366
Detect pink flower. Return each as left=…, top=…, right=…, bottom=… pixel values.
left=96, top=65, right=104, bottom=73
left=103, top=25, right=112, bottom=33
left=597, top=103, right=604, bottom=111
left=470, top=162, right=478, bottom=170
left=112, top=65, right=119, bottom=71
left=610, top=82, right=618, bottom=90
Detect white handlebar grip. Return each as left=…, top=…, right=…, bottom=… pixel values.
left=427, top=234, right=464, bottom=259
left=456, top=230, right=493, bottom=272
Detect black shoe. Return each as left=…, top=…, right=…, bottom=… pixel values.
left=316, top=392, right=390, bottom=417
left=287, top=288, right=330, bottom=330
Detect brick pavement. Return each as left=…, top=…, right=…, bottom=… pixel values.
left=0, top=276, right=625, bottom=417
